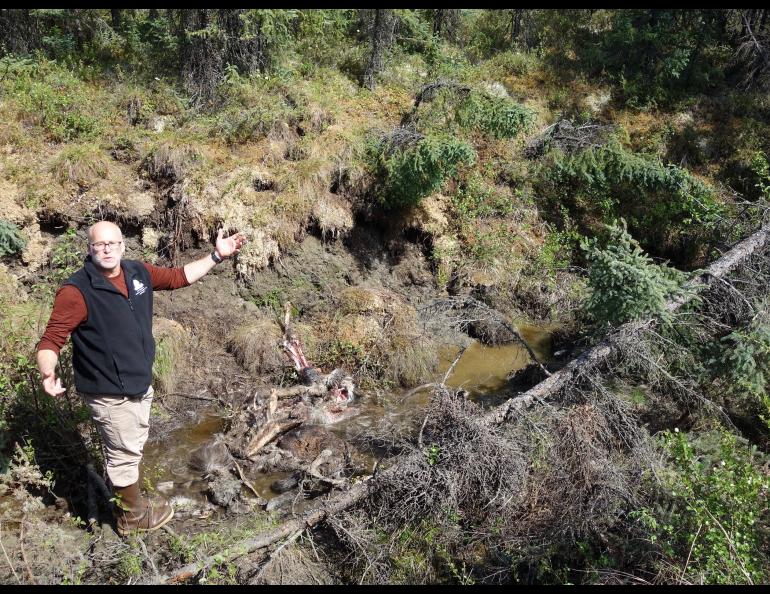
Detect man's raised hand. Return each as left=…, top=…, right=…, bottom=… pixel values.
left=215, top=228, right=247, bottom=259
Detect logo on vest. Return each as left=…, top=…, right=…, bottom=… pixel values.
left=132, top=279, right=147, bottom=296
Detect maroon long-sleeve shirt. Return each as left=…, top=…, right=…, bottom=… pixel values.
left=37, top=263, right=189, bottom=355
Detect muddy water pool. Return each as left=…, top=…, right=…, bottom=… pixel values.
left=143, top=323, right=553, bottom=505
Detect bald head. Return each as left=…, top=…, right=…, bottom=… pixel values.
left=88, top=221, right=123, bottom=243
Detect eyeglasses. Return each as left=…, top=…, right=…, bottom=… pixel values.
left=90, top=241, right=122, bottom=251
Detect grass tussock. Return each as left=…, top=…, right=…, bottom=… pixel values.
left=313, top=287, right=439, bottom=387
left=227, top=317, right=285, bottom=376
left=50, top=143, right=110, bottom=191
left=310, top=192, right=354, bottom=241
left=140, top=142, right=200, bottom=186
left=151, top=317, right=190, bottom=395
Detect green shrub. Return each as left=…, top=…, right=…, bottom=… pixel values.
left=476, top=50, right=540, bottom=79
left=3, top=57, right=102, bottom=142
left=412, top=84, right=534, bottom=140
left=374, top=133, right=475, bottom=208
left=463, top=9, right=523, bottom=61
left=717, top=312, right=770, bottom=429
left=636, top=429, right=770, bottom=584
left=589, top=9, right=727, bottom=107
left=457, top=89, right=534, bottom=139
left=582, top=220, right=686, bottom=328
left=452, top=174, right=514, bottom=220
left=294, top=10, right=357, bottom=71
left=0, top=221, right=26, bottom=257
left=42, top=228, right=83, bottom=290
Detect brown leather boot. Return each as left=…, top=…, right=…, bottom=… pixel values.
left=113, top=481, right=174, bottom=537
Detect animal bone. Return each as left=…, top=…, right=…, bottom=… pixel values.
left=246, top=419, right=303, bottom=458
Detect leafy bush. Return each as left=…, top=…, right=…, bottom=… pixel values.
left=636, top=429, right=770, bottom=584
left=452, top=174, right=514, bottom=220
left=582, top=220, right=686, bottom=328
left=293, top=10, right=357, bottom=71
left=463, top=9, right=527, bottom=61
left=0, top=221, right=26, bottom=257
left=589, top=9, right=727, bottom=107
left=474, top=50, right=540, bottom=79
left=373, top=133, right=475, bottom=208
left=42, top=228, right=83, bottom=290
left=457, top=89, right=534, bottom=139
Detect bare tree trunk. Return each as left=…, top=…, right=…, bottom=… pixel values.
left=0, top=9, right=39, bottom=55
left=110, top=8, right=122, bottom=30
left=180, top=9, right=221, bottom=107
left=740, top=9, right=770, bottom=88
left=219, top=8, right=266, bottom=74
left=433, top=9, right=459, bottom=40
left=162, top=477, right=376, bottom=583
left=363, top=9, right=395, bottom=91
left=433, top=9, right=446, bottom=37
left=511, top=9, right=523, bottom=46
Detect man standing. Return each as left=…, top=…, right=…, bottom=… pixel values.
left=36, top=221, right=246, bottom=536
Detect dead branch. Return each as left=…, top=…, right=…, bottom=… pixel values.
left=0, top=521, right=20, bottom=584
left=380, top=127, right=424, bottom=156
left=739, top=11, right=770, bottom=89
left=19, top=521, right=35, bottom=585
left=525, top=119, right=614, bottom=159
left=232, top=457, right=265, bottom=501
left=162, top=476, right=377, bottom=584
left=421, top=296, right=550, bottom=376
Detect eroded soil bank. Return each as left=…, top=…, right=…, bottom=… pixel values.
left=0, top=218, right=563, bottom=585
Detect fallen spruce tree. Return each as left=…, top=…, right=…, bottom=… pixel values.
left=163, top=222, right=770, bottom=585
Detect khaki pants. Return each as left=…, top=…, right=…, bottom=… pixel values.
left=82, top=386, right=154, bottom=488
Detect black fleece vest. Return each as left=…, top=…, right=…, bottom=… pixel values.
left=65, top=258, right=155, bottom=396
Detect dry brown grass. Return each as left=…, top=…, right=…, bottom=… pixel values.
left=396, top=193, right=450, bottom=237
left=0, top=178, right=33, bottom=225
left=0, top=263, right=28, bottom=304
left=338, top=287, right=387, bottom=315
left=140, top=142, right=199, bottom=185
left=336, top=315, right=385, bottom=348
left=316, top=287, right=439, bottom=387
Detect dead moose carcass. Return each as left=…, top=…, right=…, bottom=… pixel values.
left=190, top=303, right=364, bottom=512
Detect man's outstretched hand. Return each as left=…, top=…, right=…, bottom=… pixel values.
left=42, top=370, right=66, bottom=397
left=215, top=229, right=247, bottom=259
